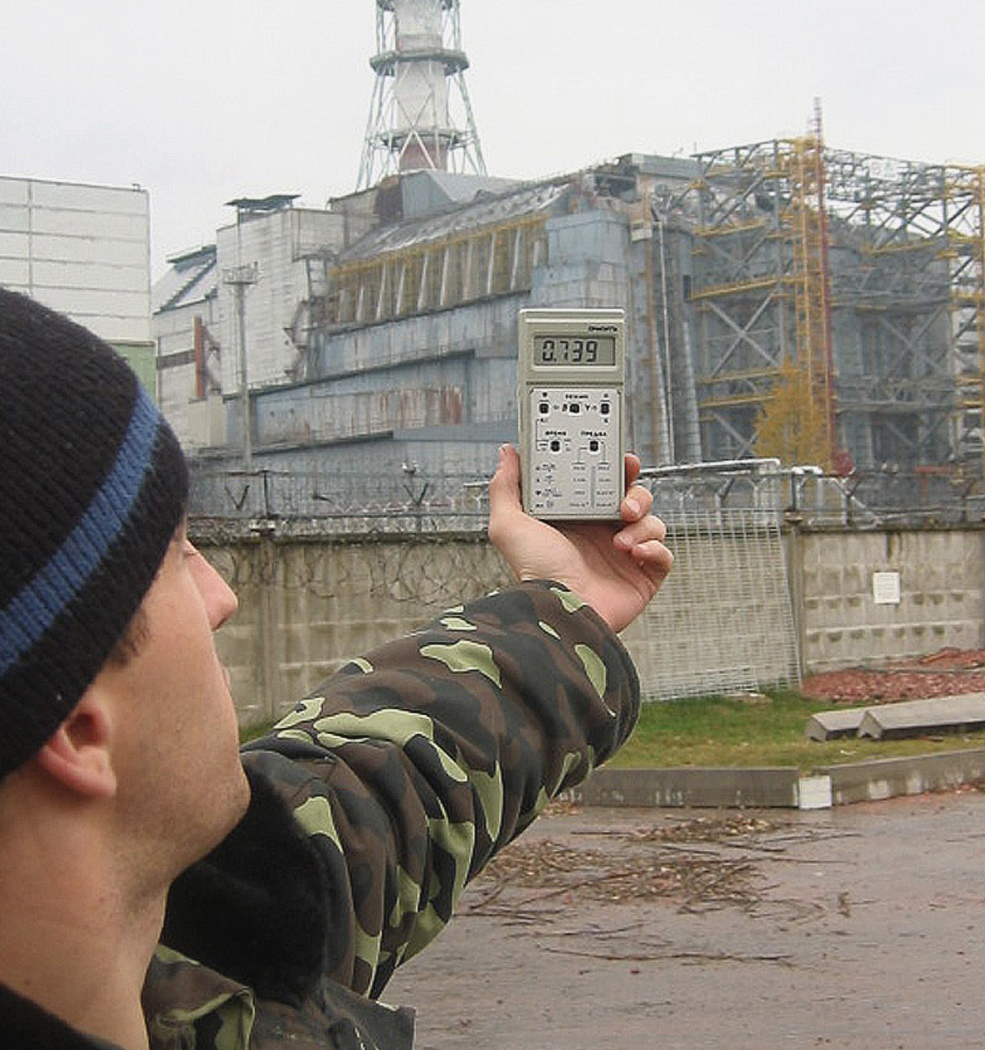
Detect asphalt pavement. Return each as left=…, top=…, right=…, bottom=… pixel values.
left=386, top=788, right=985, bottom=1050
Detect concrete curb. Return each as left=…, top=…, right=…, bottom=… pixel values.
left=820, top=748, right=985, bottom=806
left=567, top=747, right=985, bottom=809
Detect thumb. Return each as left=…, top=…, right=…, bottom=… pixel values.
left=488, top=444, right=523, bottom=531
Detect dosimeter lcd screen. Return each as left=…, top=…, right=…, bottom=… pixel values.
left=533, top=335, right=617, bottom=367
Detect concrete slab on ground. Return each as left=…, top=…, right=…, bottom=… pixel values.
left=807, top=692, right=985, bottom=741
left=567, top=766, right=800, bottom=809
left=819, top=747, right=985, bottom=805
left=805, top=707, right=866, bottom=740
left=857, top=693, right=985, bottom=739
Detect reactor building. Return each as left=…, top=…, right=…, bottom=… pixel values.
left=153, top=0, right=985, bottom=519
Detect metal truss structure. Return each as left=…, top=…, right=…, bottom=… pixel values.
left=357, top=0, right=486, bottom=190
left=689, top=135, right=985, bottom=475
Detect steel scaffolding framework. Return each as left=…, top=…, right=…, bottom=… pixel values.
left=689, top=139, right=985, bottom=475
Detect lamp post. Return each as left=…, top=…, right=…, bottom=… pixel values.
left=223, top=262, right=258, bottom=471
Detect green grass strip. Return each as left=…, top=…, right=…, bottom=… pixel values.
left=611, top=689, right=985, bottom=772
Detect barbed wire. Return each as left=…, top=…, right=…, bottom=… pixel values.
left=187, top=466, right=491, bottom=535
left=192, top=526, right=510, bottom=608
left=189, top=460, right=985, bottom=538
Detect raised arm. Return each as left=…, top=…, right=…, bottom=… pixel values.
left=230, top=579, right=640, bottom=999
left=161, top=449, right=672, bottom=1013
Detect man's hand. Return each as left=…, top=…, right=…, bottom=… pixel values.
left=488, top=445, right=673, bottom=633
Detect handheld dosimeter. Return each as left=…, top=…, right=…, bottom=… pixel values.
left=517, top=307, right=626, bottom=520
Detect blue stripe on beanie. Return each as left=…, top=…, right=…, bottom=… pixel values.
left=0, top=386, right=162, bottom=677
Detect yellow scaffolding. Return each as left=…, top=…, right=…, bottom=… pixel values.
left=775, top=132, right=836, bottom=468
left=692, top=127, right=985, bottom=471
left=691, top=127, right=836, bottom=465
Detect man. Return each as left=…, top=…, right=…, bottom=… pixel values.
left=0, top=287, right=672, bottom=1049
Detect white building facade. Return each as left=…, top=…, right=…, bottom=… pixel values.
left=0, top=176, right=153, bottom=389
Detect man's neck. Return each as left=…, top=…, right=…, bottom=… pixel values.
left=0, top=814, right=166, bottom=1050
left=3, top=904, right=164, bottom=1050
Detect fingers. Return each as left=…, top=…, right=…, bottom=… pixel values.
left=615, top=509, right=674, bottom=580
left=619, top=455, right=670, bottom=574
left=621, top=483, right=653, bottom=524
left=615, top=508, right=667, bottom=553
left=621, top=455, right=651, bottom=524
left=489, top=444, right=521, bottom=504
left=628, top=537, right=675, bottom=583
left=624, top=453, right=642, bottom=488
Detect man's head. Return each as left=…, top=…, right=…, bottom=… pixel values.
left=0, top=293, right=249, bottom=1040
left=0, top=287, right=188, bottom=778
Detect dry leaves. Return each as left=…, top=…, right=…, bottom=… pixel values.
left=468, top=814, right=785, bottom=916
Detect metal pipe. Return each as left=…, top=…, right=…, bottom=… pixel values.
left=194, top=314, right=205, bottom=401
left=236, top=279, right=252, bottom=472
left=641, top=183, right=669, bottom=464
left=640, top=457, right=782, bottom=479
left=656, top=211, right=676, bottom=462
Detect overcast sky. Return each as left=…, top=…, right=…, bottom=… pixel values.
left=4, top=0, right=984, bottom=279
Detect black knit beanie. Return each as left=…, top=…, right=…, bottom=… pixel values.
left=0, top=288, right=188, bottom=778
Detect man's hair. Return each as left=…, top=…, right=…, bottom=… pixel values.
left=0, top=289, right=188, bottom=777
left=107, top=606, right=152, bottom=667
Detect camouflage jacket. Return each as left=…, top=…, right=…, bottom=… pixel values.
left=0, top=582, right=639, bottom=1050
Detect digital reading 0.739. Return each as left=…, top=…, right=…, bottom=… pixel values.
left=532, top=335, right=617, bottom=367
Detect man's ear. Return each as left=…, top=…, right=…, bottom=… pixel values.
left=35, top=692, right=117, bottom=799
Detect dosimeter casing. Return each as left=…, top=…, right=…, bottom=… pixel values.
left=518, top=307, right=625, bottom=520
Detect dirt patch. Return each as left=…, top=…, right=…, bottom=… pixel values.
left=801, top=646, right=985, bottom=703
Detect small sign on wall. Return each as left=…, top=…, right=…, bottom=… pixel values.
left=872, top=571, right=902, bottom=605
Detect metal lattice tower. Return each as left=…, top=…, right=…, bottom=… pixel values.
left=357, top=0, right=486, bottom=190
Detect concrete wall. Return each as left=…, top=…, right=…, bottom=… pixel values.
left=199, top=522, right=985, bottom=726
left=791, top=526, right=985, bottom=674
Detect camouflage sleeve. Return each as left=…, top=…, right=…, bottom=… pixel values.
left=240, top=580, right=640, bottom=999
